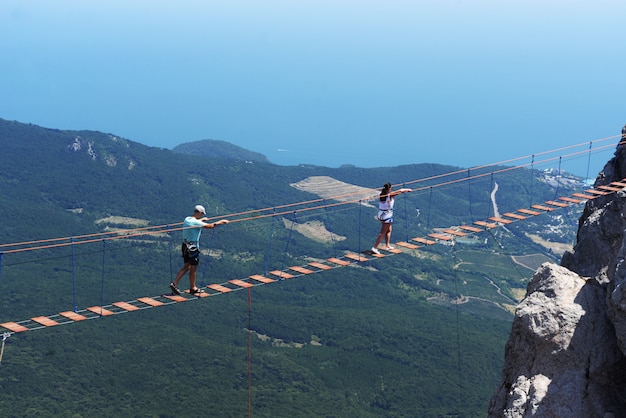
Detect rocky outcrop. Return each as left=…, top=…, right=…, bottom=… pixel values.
left=489, top=127, right=626, bottom=417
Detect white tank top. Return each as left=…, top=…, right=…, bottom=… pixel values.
left=379, top=196, right=394, bottom=211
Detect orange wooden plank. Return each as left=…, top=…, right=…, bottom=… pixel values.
left=184, top=289, right=210, bottom=297
left=345, top=253, right=369, bottom=262
left=570, top=193, right=596, bottom=200
left=395, top=241, right=420, bottom=249
left=559, top=196, right=583, bottom=203
left=59, top=311, right=88, bottom=321
left=428, top=233, right=452, bottom=241
left=610, top=181, right=626, bottom=187
left=307, top=262, right=333, bottom=271
left=459, top=225, right=483, bottom=233
left=112, top=301, right=141, bottom=311
left=137, top=297, right=164, bottom=307
left=162, top=294, right=189, bottom=302
left=489, top=217, right=513, bottom=224
left=269, top=270, right=295, bottom=279
left=503, top=212, right=526, bottom=220
left=443, top=229, right=467, bottom=237
left=86, top=306, right=115, bottom=316
left=31, top=316, right=59, bottom=327
left=249, top=274, right=276, bottom=283
left=532, top=204, right=554, bottom=212
left=598, top=185, right=622, bottom=192
left=412, top=237, right=436, bottom=245
left=229, top=279, right=254, bottom=288
left=518, top=208, right=541, bottom=216
left=327, top=258, right=350, bottom=266
left=0, top=322, right=29, bottom=333
left=474, top=221, right=498, bottom=229
left=385, top=247, right=403, bottom=254
left=207, top=284, right=233, bottom=293
left=289, top=266, right=315, bottom=274
left=545, top=200, right=569, bottom=207
left=585, top=189, right=608, bottom=195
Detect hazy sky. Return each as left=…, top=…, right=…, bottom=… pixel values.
left=1, top=1, right=625, bottom=176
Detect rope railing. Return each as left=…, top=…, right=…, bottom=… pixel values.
left=0, top=136, right=621, bottom=255
left=2, top=172, right=624, bottom=337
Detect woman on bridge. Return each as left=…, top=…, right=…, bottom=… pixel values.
left=371, top=183, right=411, bottom=254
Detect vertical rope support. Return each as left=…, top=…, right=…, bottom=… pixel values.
left=529, top=154, right=535, bottom=208
left=247, top=287, right=252, bottom=418
left=71, top=236, right=77, bottom=312
left=0, top=252, right=3, bottom=287
left=467, top=169, right=474, bottom=222
left=358, top=200, right=362, bottom=254
left=323, top=199, right=338, bottom=259
left=585, top=141, right=593, bottom=188
left=426, top=186, right=433, bottom=230
left=402, top=182, right=409, bottom=242
left=486, top=173, right=494, bottom=219
left=167, top=224, right=174, bottom=282
left=99, top=239, right=107, bottom=316
left=280, top=211, right=297, bottom=277
left=554, top=156, right=562, bottom=200
left=451, top=239, right=463, bottom=414
left=200, top=228, right=216, bottom=288
left=264, top=208, right=277, bottom=275
left=0, top=332, right=10, bottom=364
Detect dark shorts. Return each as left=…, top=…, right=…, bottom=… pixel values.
left=181, top=242, right=200, bottom=266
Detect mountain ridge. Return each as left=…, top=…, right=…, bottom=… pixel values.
left=173, top=138, right=271, bottom=164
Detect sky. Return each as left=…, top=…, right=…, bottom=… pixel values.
left=1, top=0, right=625, bottom=177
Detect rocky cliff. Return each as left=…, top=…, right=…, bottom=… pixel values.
left=489, top=126, right=626, bottom=418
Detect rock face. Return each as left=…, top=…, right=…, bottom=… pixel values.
left=489, top=128, right=626, bottom=418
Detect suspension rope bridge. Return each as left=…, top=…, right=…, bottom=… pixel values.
left=1, top=171, right=624, bottom=335
left=0, top=134, right=624, bottom=339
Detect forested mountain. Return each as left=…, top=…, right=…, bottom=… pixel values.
left=0, top=117, right=588, bottom=416
left=173, top=138, right=271, bottom=163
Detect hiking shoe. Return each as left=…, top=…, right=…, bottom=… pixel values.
left=385, top=245, right=395, bottom=250
left=371, top=247, right=380, bottom=254
left=190, top=287, right=205, bottom=295
left=169, top=282, right=181, bottom=295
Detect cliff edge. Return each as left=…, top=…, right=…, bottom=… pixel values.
left=489, top=126, right=626, bottom=418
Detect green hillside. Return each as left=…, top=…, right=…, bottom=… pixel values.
left=173, top=138, right=271, bottom=163
left=0, top=118, right=587, bottom=416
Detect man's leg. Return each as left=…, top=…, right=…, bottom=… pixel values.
left=188, top=265, right=198, bottom=290
left=173, top=263, right=190, bottom=287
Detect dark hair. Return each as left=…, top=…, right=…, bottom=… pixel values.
left=379, top=183, right=392, bottom=202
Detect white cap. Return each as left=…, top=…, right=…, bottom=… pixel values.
left=194, top=205, right=206, bottom=214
